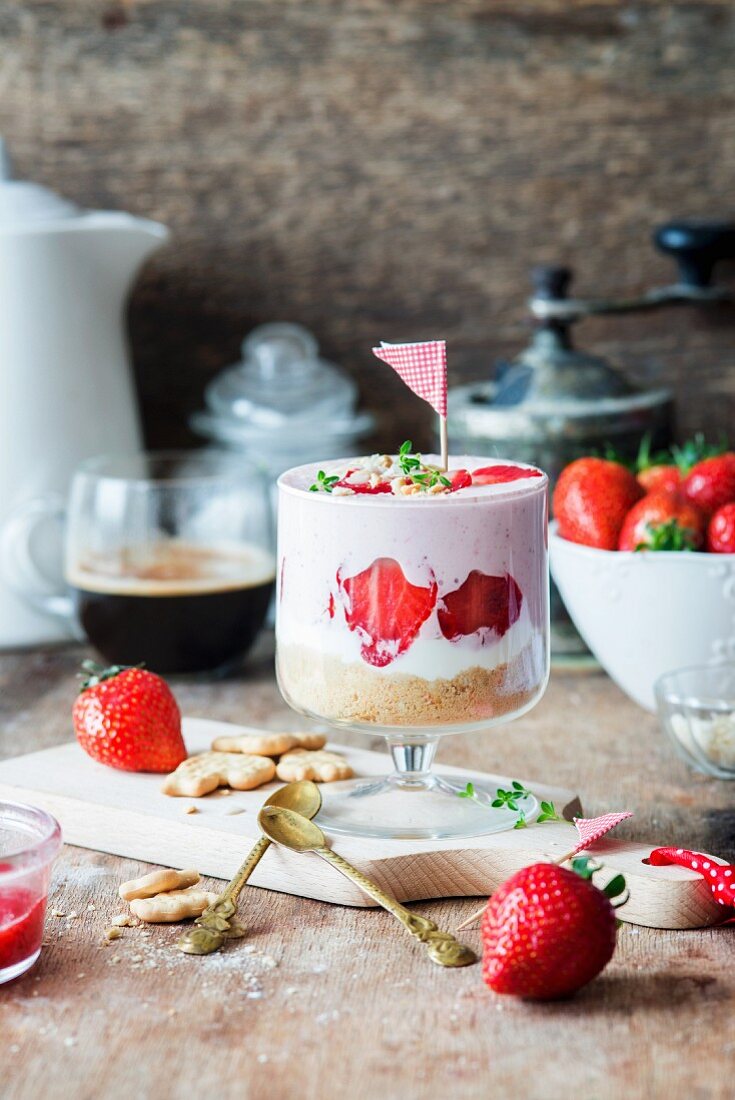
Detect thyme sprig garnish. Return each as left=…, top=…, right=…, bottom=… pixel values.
left=309, top=470, right=340, bottom=493
left=458, top=780, right=563, bottom=830
left=398, top=440, right=451, bottom=490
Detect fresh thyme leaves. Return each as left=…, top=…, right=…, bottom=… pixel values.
left=491, top=781, right=531, bottom=813
left=309, top=470, right=340, bottom=493
left=398, top=440, right=421, bottom=475
left=398, top=441, right=452, bottom=490
left=457, top=780, right=562, bottom=829
left=537, top=800, right=564, bottom=823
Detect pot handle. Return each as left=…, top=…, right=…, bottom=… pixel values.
left=0, top=494, right=76, bottom=624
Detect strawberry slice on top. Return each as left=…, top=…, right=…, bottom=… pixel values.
left=334, top=471, right=393, bottom=494
left=472, top=465, right=543, bottom=486
left=438, top=571, right=523, bottom=641
left=338, top=558, right=437, bottom=667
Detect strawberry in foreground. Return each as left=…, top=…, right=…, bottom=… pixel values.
left=682, top=452, right=735, bottom=517
left=338, top=557, right=437, bottom=667
left=481, top=859, right=625, bottom=1000
left=707, top=502, right=735, bottom=553
left=73, top=662, right=186, bottom=773
left=553, top=457, right=643, bottom=550
left=617, top=490, right=705, bottom=552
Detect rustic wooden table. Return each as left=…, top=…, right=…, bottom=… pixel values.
left=0, top=642, right=732, bottom=1100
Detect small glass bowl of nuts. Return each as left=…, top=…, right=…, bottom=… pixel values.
left=655, top=664, right=735, bottom=779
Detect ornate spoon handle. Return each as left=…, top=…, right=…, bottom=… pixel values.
left=317, top=847, right=475, bottom=968
left=177, top=835, right=271, bottom=956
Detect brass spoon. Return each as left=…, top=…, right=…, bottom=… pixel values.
left=177, top=780, right=322, bottom=955
left=258, top=805, right=476, bottom=968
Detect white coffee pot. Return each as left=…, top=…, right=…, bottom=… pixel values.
left=0, top=140, right=168, bottom=648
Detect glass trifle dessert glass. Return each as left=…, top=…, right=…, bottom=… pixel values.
left=276, top=451, right=549, bottom=839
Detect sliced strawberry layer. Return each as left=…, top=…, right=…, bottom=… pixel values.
left=447, top=469, right=472, bottom=491
left=438, top=571, right=523, bottom=641
left=338, top=557, right=437, bottom=667
left=472, top=465, right=543, bottom=486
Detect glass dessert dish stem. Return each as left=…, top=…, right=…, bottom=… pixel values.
left=315, top=730, right=539, bottom=841
left=386, top=739, right=439, bottom=789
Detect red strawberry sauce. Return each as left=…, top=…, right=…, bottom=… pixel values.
left=0, top=883, right=47, bottom=971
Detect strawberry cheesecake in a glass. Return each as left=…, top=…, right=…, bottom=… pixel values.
left=276, top=448, right=549, bottom=839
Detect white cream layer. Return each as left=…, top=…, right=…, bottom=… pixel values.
left=278, top=600, right=536, bottom=680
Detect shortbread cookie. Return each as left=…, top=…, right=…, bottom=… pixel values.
left=211, top=730, right=298, bottom=757
left=291, top=732, right=327, bottom=751
left=211, top=728, right=327, bottom=756
left=276, top=749, right=353, bottom=783
left=161, top=751, right=276, bottom=797
left=129, top=886, right=219, bottom=924
left=119, top=867, right=200, bottom=901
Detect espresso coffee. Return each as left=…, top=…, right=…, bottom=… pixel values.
left=68, top=542, right=275, bottom=674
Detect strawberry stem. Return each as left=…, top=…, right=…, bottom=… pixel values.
left=78, top=660, right=143, bottom=693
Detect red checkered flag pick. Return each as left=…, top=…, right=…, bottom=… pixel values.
left=372, top=341, right=449, bottom=467
left=570, top=812, right=634, bottom=856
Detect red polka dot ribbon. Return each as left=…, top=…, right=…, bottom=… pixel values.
left=649, top=847, right=735, bottom=908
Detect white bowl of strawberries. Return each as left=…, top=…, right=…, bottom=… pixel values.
left=549, top=441, right=735, bottom=711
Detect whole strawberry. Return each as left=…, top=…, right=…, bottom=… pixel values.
left=73, top=662, right=186, bottom=773
left=707, top=502, right=735, bottom=553
left=682, top=453, right=735, bottom=517
left=617, top=490, right=705, bottom=551
left=636, top=464, right=681, bottom=495
left=553, top=458, right=643, bottom=550
left=481, top=862, right=619, bottom=1000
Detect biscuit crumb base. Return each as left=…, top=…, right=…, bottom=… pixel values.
left=277, top=642, right=544, bottom=727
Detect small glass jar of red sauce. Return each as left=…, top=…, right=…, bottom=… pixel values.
left=0, top=802, right=61, bottom=984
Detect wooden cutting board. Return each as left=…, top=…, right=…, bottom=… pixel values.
left=0, top=717, right=723, bottom=929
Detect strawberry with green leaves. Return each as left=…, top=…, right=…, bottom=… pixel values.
left=617, top=490, right=705, bottom=552
left=481, top=857, right=626, bottom=1000
left=73, top=662, right=187, bottom=773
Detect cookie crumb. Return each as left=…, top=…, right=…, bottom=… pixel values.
left=111, top=913, right=132, bottom=927
left=51, top=908, right=65, bottom=918
left=184, top=805, right=199, bottom=815
left=104, top=927, right=123, bottom=942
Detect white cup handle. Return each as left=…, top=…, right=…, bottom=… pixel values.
left=0, top=493, right=75, bottom=624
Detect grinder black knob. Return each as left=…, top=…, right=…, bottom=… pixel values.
left=654, top=220, right=735, bottom=288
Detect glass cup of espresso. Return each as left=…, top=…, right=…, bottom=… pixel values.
left=3, top=451, right=275, bottom=674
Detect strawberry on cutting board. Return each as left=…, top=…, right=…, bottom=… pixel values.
left=553, top=458, right=643, bottom=550
left=73, top=662, right=187, bottom=773
left=617, top=490, right=706, bottom=552
left=481, top=861, right=620, bottom=1000
left=682, top=453, right=735, bottom=517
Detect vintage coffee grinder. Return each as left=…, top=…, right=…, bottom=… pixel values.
left=447, top=221, right=735, bottom=661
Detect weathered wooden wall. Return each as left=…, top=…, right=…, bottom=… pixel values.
left=2, top=0, right=735, bottom=450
